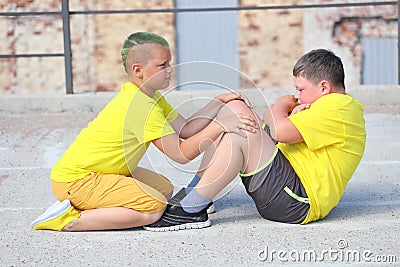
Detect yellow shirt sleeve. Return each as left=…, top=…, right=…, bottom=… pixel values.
left=156, top=91, right=179, bottom=124
left=125, top=90, right=178, bottom=144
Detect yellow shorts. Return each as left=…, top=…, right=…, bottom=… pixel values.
left=52, top=167, right=173, bottom=214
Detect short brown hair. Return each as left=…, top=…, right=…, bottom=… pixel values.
left=293, top=49, right=345, bottom=90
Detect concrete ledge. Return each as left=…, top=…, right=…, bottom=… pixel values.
left=0, top=92, right=117, bottom=114
left=0, top=85, right=398, bottom=114
left=346, top=85, right=400, bottom=106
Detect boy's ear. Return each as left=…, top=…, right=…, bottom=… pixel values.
left=320, top=80, right=331, bottom=95
left=131, top=63, right=143, bottom=78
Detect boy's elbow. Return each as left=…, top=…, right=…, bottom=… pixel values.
left=270, top=124, right=290, bottom=143
left=270, top=130, right=279, bottom=142
left=270, top=118, right=298, bottom=143
left=273, top=133, right=288, bottom=143
left=273, top=127, right=303, bottom=144
left=272, top=124, right=292, bottom=143
left=270, top=128, right=285, bottom=143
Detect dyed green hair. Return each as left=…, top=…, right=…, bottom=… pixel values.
left=293, top=49, right=345, bottom=90
left=121, top=32, right=170, bottom=75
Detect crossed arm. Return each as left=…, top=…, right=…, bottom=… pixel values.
left=263, top=95, right=309, bottom=144
left=151, top=93, right=309, bottom=164
left=152, top=93, right=257, bottom=164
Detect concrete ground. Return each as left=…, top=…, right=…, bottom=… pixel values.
left=0, top=88, right=399, bottom=266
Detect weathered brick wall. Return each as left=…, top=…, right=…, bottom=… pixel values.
left=0, top=0, right=64, bottom=93
left=0, top=0, right=175, bottom=94
left=303, top=0, right=397, bottom=87
left=239, top=0, right=304, bottom=89
left=0, top=0, right=397, bottom=94
left=70, top=0, right=175, bottom=93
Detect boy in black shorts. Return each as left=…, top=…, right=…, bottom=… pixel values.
left=145, top=49, right=366, bottom=231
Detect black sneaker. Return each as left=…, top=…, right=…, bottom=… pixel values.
left=143, top=204, right=211, bottom=232
left=169, top=187, right=216, bottom=214
left=168, top=187, right=187, bottom=206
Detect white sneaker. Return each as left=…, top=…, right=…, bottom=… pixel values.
left=31, top=200, right=80, bottom=231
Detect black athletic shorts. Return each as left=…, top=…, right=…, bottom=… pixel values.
left=240, top=126, right=310, bottom=224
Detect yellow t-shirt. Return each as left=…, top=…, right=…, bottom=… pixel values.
left=51, top=82, right=178, bottom=182
left=277, top=93, right=366, bottom=224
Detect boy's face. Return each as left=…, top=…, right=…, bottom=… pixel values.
left=293, top=75, right=325, bottom=105
left=141, top=44, right=172, bottom=91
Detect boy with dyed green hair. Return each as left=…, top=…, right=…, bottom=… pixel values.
left=31, top=32, right=257, bottom=231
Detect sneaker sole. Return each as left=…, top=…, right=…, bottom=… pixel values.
left=30, top=200, right=71, bottom=227
left=143, top=219, right=211, bottom=232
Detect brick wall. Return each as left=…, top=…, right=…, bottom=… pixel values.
left=303, top=0, right=397, bottom=87
left=0, top=0, right=64, bottom=93
left=0, top=0, right=397, bottom=94
left=239, top=0, right=304, bottom=89
left=74, top=0, right=175, bottom=93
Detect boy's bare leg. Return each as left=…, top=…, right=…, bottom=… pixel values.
left=62, top=167, right=172, bottom=231
left=63, top=207, right=165, bottom=231
left=195, top=135, right=223, bottom=178
left=195, top=100, right=277, bottom=199
left=143, top=100, right=277, bottom=231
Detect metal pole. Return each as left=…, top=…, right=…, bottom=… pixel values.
left=61, top=0, right=73, bottom=94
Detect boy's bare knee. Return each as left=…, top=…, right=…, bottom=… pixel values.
left=218, top=99, right=254, bottom=118
left=225, top=99, right=250, bottom=111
